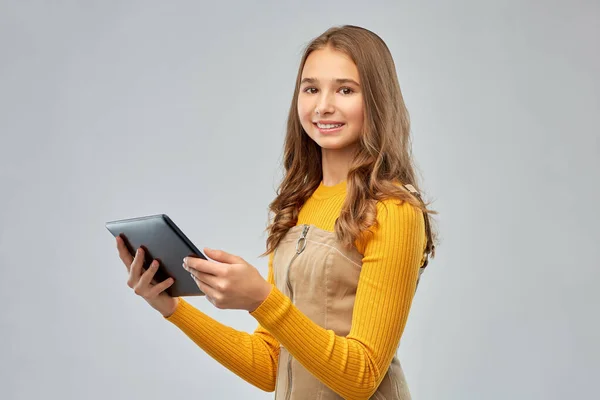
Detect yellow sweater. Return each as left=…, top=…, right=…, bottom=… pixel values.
left=166, top=180, right=426, bottom=399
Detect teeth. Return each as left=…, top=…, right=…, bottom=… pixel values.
left=317, top=123, right=343, bottom=129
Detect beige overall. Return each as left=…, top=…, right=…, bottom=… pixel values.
left=271, top=223, right=424, bottom=400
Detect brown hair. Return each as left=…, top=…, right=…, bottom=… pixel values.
left=261, top=25, right=437, bottom=265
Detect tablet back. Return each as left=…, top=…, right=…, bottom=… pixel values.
left=106, top=214, right=205, bottom=297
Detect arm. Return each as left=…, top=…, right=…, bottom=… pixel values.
left=250, top=201, right=426, bottom=400
left=165, top=253, right=280, bottom=392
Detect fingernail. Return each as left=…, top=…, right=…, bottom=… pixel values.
left=183, top=257, right=187, bottom=264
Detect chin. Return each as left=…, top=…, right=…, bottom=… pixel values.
left=315, top=140, right=357, bottom=151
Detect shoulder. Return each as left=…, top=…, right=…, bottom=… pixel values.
left=375, top=180, right=424, bottom=227
left=375, top=198, right=424, bottom=232
left=355, top=198, right=425, bottom=254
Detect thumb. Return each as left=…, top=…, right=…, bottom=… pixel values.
left=204, top=248, right=242, bottom=264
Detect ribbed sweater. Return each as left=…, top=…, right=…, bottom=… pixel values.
left=165, top=179, right=426, bottom=399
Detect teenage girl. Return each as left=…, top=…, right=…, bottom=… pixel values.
left=115, top=25, right=436, bottom=400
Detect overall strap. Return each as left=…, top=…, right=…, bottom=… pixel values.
left=403, top=184, right=435, bottom=271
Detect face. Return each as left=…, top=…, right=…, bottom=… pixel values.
left=297, top=46, right=364, bottom=153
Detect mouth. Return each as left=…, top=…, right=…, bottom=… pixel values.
left=313, top=122, right=345, bottom=134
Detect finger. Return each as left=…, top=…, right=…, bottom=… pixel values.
left=203, top=248, right=243, bottom=265
left=129, top=248, right=145, bottom=280
left=205, top=294, right=219, bottom=307
left=184, top=257, right=222, bottom=276
left=189, top=268, right=220, bottom=290
left=148, top=276, right=175, bottom=298
left=193, top=275, right=218, bottom=300
left=116, top=236, right=134, bottom=270
left=138, top=259, right=159, bottom=287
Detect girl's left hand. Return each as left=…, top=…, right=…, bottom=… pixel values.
left=183, top=248, right=273, bottom=312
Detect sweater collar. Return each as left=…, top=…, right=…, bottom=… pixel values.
left=312, top=179, right=347, bottom=200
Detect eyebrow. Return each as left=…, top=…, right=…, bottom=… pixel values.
left=300, top=77, right=361, bottom=86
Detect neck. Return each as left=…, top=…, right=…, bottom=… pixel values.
left=320, top=145, right=357, bottom=186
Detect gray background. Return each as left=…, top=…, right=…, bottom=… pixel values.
left=1, top=1, right=598, bottom=399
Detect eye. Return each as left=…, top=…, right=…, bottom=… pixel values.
left=302, top=87, right=318, bottom=94
left=339, top=87, right=354, bottom=95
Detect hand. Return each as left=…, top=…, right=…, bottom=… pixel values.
left=183, top=248, right=272, bottom=312
left=116, top=235, right=179, bottom=317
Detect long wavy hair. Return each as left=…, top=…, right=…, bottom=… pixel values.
left=261, top=25, right=437, bottom=265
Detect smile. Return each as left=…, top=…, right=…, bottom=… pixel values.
left=313, top=122, right=345, bottom=134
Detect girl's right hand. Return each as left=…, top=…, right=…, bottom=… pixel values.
left=116, top=235, right=179, bottom=317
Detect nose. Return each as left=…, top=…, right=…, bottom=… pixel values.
left=315, top=91, right=335, bottom=115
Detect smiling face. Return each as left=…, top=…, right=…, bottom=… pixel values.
left=297, top=46, right=365, bottom=154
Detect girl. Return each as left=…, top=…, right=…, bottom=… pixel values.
left=116, top=25, right=436, bottom=400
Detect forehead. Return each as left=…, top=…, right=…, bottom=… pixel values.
left=301, top=47, right=360, bottom=81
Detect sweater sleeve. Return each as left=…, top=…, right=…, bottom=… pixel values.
left=250, top=200, right=425, bottom=400
left=165, top=252, right=280, bottom=392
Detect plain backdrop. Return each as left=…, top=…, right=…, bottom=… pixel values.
left=1, top=1, right=598, bottom=399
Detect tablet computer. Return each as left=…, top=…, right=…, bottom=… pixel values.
left=105, top=214, right=206, bottom=297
